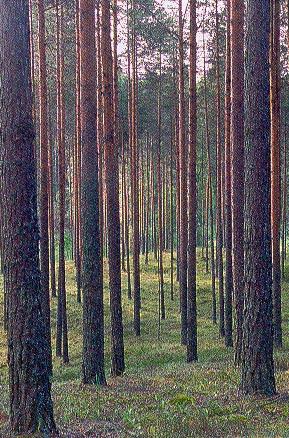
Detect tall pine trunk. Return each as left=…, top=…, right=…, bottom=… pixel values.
left=37, top=0, right=53, bottom=369
left=80, top=0, right=106, bottom=386
left=130, top=1, right=141, bottom=336
left=231, top=0, right=245, bottom=362
left=223, top=0, right=233, bottom=347
left=0, top=1, right=57, bottom=433
left=270, top=0, right=282, bottom=348
left=241, top=0, right=276, bottom=396
left=101, top=0, right=125, bottom=376
left=178, top=0, right=188, bottom=345
left=187, top=0, right=198, bottom=363
left=55, top=2, right=69, bottom=364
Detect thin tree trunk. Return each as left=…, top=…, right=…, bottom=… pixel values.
left=48, top=96, right=56, bottom=299
left=145, top=137, right=150, bottom=265
left=187, top=0, right=198, bottom=362
left=281, top=127, right=287, bottom=278
left=37, top=0, right=52, bottom=371
left=223, top=0, right=232, bottom=342
left=96, top=2, right=104, bottom=284
left=203, top=30, right=216, bottom=323
left=157, top=49, right=165, bottom=321
left=170, top=125, right=174, bottom=301
left=74, top=0, right=82, bottom=304
left=231, top=0, right=244, bottom=361
left=55, top=2, right=69, bottom=364
left=124, top=150, right=132, bottom=299
left=80, top=0, right=106, bottom=386
left=101, top=0, right=125, bottom=376
left=270, top=0, right=282, bottom=348
left=215, top=0, right=225, bottom=342
left=179, top=0, right=188, bottom=345
left=121, top=135, right=126, bottom=272
left=131, top=1, right=141, bottom=336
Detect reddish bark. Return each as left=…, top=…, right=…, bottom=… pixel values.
left=178, top=0, right=188, bottom=345
left=55, top=2, right=69, bottom=364
left=79, top=0, right=106, bottom=385
left=270, top=0, right=282, bottom=348
left=37, top=0, right=52, bottom=369
left=101, top=0, right=125, bottom=376
left=231, top=0, right=244, bottom=361
left=187, top=0, right=198, bottom=362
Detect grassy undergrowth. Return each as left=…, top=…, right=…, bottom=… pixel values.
left=1, top=251, right=289, bottom=437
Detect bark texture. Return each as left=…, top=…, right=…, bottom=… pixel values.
left=80, top=0, right=106, bottom=386
left=241, top=0, right=276, bottom=396
left=231, top=0, right=244, bottom=363
left=0, top=0, right=57, bottom=433
left=101, top=0, right=125, bottom=376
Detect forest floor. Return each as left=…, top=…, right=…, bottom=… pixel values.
left=1, top=252, right=289, bottom=437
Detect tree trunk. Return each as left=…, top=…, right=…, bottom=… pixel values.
left=224, top=0, right=232, bottom=342
left=281, top=127, right=287, bottom=279
left=231, top=0, right=245, bottom=361
left=157, top=49, right=165, bottom=321
left=0, top=1, right=57, bottom=433
left=179, top=0, right=188, bottom=345
left=145, top=138, right=150, bottom=265
left=215, top=0, right=226, bottom=342
left=55, top=2, right=69, bottom=364
left=74, top=0, right=82, bottom=304
left=170, top=126, right=174, bottom=301
left=48, top=96, right=56, bottom=299
left=203, top=29, right=216, bottom=323
left=240, top=0, right=276, bottom=396
left=79, top=0, right=106, bottom=386
left=131, top=1, right=141, bottom=336
left=270, top=0, right=282, bottom=348
left=123, top=149, right=132, bottom=299
left=187, top=0, right=198, bottom=363
left=101, top=0, right=125, bottom=376
left=37, top=0, right=52, bottom=370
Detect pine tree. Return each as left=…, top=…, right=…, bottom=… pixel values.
left=80, top=0, right=106, bottom=386
left=37, top=0, right=53, bottom=370
left=187, top=0, right=198, bottom=363
left=101, top=0, right=125, bottom=376
left=270, top=0, right=282, bottom=348
left=178, top=0, right=188, bottom=345
left=55, top=1, right=69, bottom=363
left=241, top=0, right=276, bottom=396
left=231, top=0, right=245, bottom=363
left=0, top=1, right=57, bottom=433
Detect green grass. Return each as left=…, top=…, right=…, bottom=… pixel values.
left=1, top=251, right=289, bottom=437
